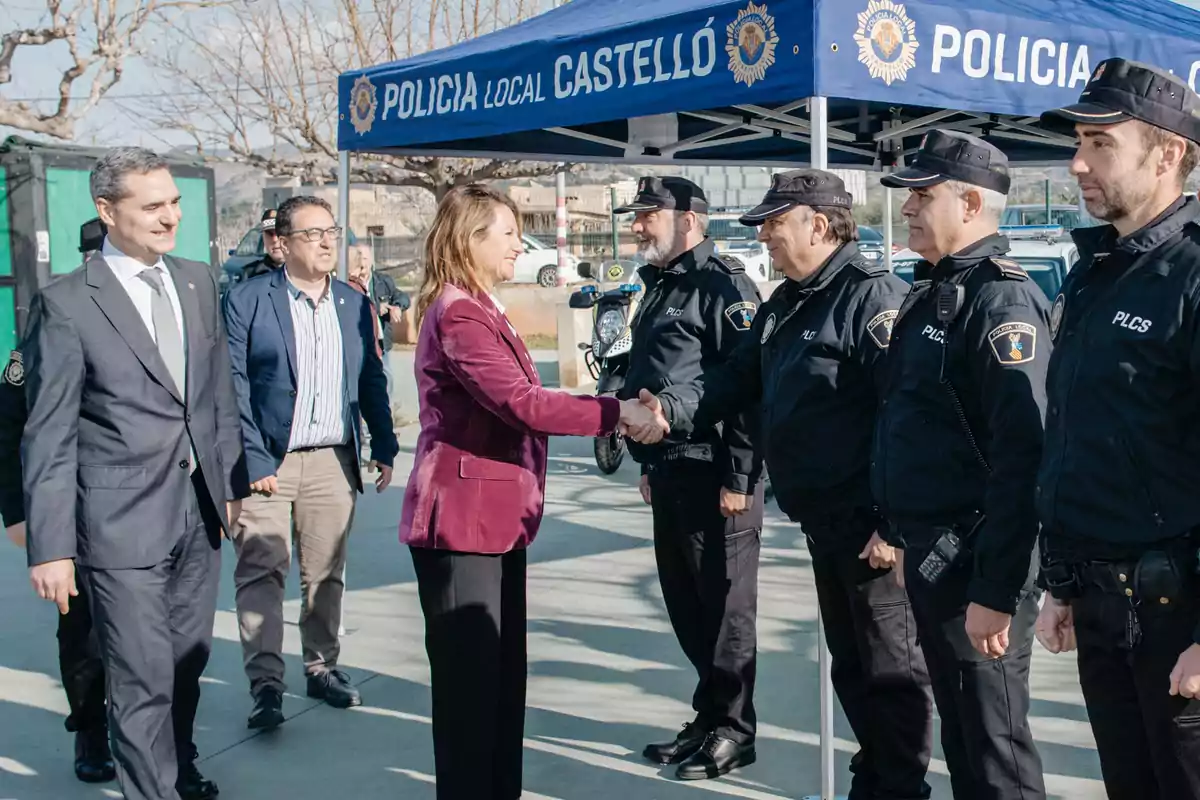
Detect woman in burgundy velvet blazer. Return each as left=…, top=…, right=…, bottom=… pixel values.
left=400, top=185, right=662, bottom=800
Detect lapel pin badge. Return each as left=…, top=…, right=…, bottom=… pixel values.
left=188, top=282, right=195, bottom=290
left=339, top=298, right=345, bottom=304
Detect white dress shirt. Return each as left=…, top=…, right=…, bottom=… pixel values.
left=285, top=272, right=350, bottom=450
left=101, top=237, right=186, bottom=349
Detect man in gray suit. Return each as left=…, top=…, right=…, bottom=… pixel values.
left=22, top=147, right=245, bottom=800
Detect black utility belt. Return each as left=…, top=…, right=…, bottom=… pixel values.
left=656, top=443, right=715, bottom=464
left=1043, top=543, right=1200, bottom=605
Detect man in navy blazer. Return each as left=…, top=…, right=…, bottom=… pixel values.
left=222, top=195, right=399, bottom=730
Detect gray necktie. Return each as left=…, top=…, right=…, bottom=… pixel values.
left=138, top=268, right=186, bottom=396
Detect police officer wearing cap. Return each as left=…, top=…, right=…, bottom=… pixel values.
left=615, top=176, right=764, bottom=780
left=0, top=218, right=115, bottom=785
left=874, top=129, right=1050, bottom=800
left=241, top=208, right=284, bottom=281
left=1034, top=58, right=1200, bottom=800
left=646, top=170, right=934, bottom=799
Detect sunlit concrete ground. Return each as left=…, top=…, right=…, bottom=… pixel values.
left=0, top=351, right=1105, bottom=799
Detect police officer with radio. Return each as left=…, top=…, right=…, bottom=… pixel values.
left=1034, top=58, right=1200, bottom=800
left=0, top=218, right=114, bottom=785
left=873, top=130, right=1049, bottom=800
left=615, top=176, right=764, bottom=781
left=646, top=170, right=934, bottom=800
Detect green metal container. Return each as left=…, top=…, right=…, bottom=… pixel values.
left=0, top=136, right=218, bottom=355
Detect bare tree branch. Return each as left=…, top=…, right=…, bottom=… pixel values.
left=0, top=0, right=230, bottom=139
left=142, top=0, right=563, bottom=199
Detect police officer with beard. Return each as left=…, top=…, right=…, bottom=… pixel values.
left=616, top=176, right=764, bottom=781
left=1034, top=58, right=1200, bottom=800
left=0, top=218, right=114, bottom=785
left=874, top=130, right=1049, bottom=800
left=644, top=170, right=935, bottom=800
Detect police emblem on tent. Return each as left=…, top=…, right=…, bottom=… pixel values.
left=727, top=3, right=780, bottom=88
left=348, top=75, right=378, bottom=136
left=854, top=0, right=920, bottom=86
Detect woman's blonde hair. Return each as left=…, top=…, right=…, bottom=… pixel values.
left=417, top=184, right=520, bottom=326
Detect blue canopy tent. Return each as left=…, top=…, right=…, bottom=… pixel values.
left=337, top=0, right=1200, bottom=169
left=336, top=1, right=1200, bottom=796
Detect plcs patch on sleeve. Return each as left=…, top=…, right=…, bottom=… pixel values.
left=866, top=310, right=898, bottom=349
left=724, top=301, right=757, bottom=331
left=987, top=322, right=1037, bottom=365
left=2, top=350, right=23, bottom=386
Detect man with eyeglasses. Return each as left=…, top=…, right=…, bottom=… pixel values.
left=222, top=195, right=398, bottom=730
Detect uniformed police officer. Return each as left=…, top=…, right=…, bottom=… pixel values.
left=615, top=177, right=764, bottom=780
left=241, top=208, right=284, bottom=280
left=874, top=130, right=1049, bottom=800
left=645, top=170, right=935, bottom=799
left=0, top=219, right=114, bottom=784
left=1033, top=58, right=1200, bottom=800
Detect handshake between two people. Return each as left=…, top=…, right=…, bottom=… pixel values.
left=617, top=389, right=671, bottom=445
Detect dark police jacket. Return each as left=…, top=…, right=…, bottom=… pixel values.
left=658, top=243, right=907, bottom=525
left=1038, top=196, right=1200, bottom=560
left=0, top=351, right=25, bottom=527
left=618, top=239, right=762, bottom=493
left=873, top=234, right=1051, bottom=614
left=241, top=256, right=281, bottom=282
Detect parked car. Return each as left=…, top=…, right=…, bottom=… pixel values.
left=514, top=234, right=585, bottom=286
left=708, top=213, right=771, bottom=282
left=890, top=230, right=1079, bottom=300
left=1000, top=204, right=1099, bottom=231
left=857, top=225, right=888, bottom=262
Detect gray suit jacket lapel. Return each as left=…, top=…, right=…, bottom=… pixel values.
left=85, top=253, right=184, bottom=404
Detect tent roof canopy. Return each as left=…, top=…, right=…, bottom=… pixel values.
left=337, top=0, right=1200, bottom=167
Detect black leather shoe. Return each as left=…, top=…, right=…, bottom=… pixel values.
left=74, top=728, right=116, bottom=783
left=247, top=687, right=285, bottom=730
left=177, top=759, right=219, bottom=800
left=675, top=733, right=756, bottom=781
left=642, top=721, right=709, bottom=765
left=306, top=669, right=361, bottom=709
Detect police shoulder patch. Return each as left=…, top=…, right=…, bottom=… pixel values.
left=3, top=350, right=23, bottom=386
left=713, top=255, right=746, bottom=274
left=866, top=310, right=898, bottom=349
left=724, top=300, right=757, bottom=331
left=987, top=321, right=1037, bottom=365
left=990, top=258, right=1029, bottom=280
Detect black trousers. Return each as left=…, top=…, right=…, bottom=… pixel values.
left=802, top=508, right=933, bottom=800
left=1072, top=580, right=1200, bottom=800
left=901, top=544, right=1045, bottom=800
left=58, top=576, right=107, bottom=735
left=410, top=546, right=527, bottom=800
left=82, top=485, right=221, bottom=800
left=649, top=460, right=762, bottom=743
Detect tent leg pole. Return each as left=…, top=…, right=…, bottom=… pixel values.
left=556, top=164, right=568, bottom=287
left=338, top=150, right=350, bottom=283
left=803, top=93, right=844, bottom=800
left=884, top=184, right=894, bottom=272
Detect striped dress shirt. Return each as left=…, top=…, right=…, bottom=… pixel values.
left=286, top=273, right=350, bottom=451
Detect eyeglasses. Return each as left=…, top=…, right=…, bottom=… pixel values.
left=285, top=226, right=344, bottom=243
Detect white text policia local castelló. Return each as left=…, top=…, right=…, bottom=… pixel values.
left=371, top=18, right=732, bottom=122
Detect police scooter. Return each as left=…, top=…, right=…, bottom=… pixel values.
left=569, top=261, right=641, bottom=474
